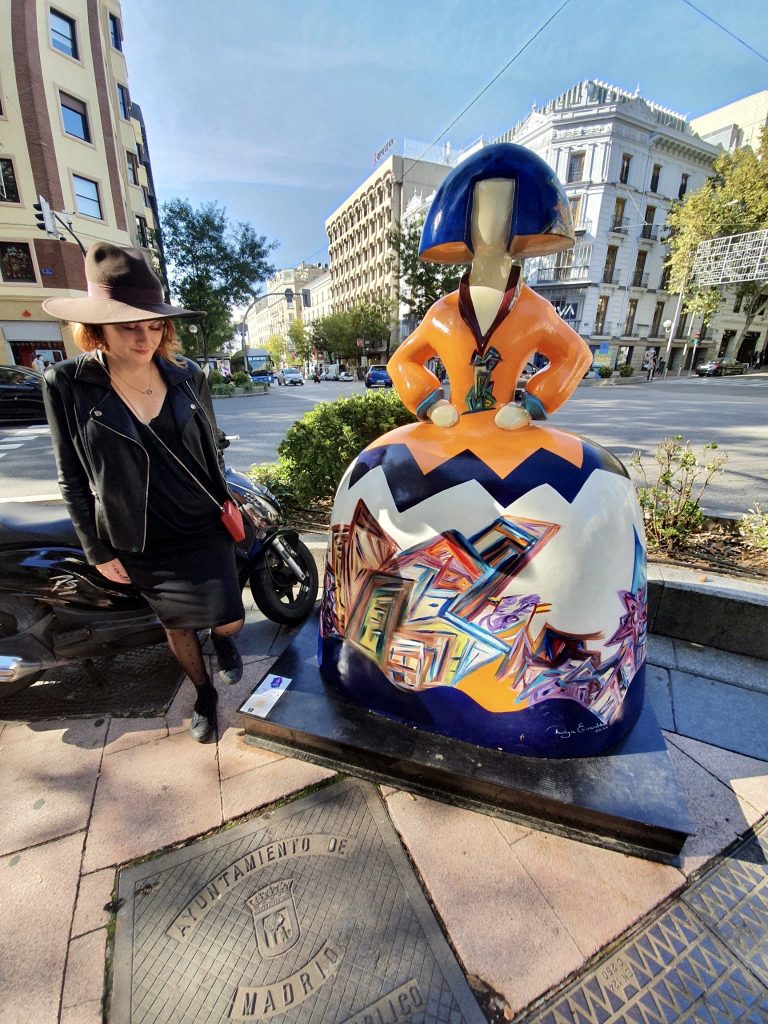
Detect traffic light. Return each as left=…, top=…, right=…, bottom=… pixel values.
left=33, top=195, right=57, bottom=237
left=284, top=288, right=294, bottom=306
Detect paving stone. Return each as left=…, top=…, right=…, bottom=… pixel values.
left=664, top=734, right=754, bottom=876
left=494, top=818, right=532, bottom=846
left=646, top=633, right=677, bottom=670
left=0, top=718, right=108, bottom=857
left=384, top=790, right=585, bottom=1016
left=83, top=730, right=221, bottom=872
left=60, top=999, right=103, bottom=1024
left=671, top=669, right=768, bottom=760
left=684, top=832, right=768, bottom=988
left=666, top=732, right=768, bottom=825
left=104, top=717, right=168, bottom=755
left=72, top=867, right=116, bottom=938
left=511, top=829, right=684, bottom=958
left=644, top=663, right=675, bottom=731
left=62, top=928, right=107, bottom=1009
left=220, top=753, right=336, bottom=820
left=673, top=639, right=768, bottom=695
left=0, top=832, right=84, bottom=1024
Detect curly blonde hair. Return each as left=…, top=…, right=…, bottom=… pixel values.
left=69, top=320, right=182, bottom=361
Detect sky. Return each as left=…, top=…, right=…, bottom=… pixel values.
left=121, top=0, right=768, bottom=272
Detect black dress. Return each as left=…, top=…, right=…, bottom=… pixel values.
left=116, top=394, right=245, bottom=630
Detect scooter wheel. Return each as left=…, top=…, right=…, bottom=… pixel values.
left=0, top=596, right=45, bottom=698
left=249, top=538, right=319, bottom=624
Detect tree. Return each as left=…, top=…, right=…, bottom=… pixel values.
left=309, top=297, right=397, bottom=363
left=666, top=129, right=768, bottom=349
left=287, top=318, right=313, bottom=366
left=389, top=216, right=468, bottom=322
left=266, top=333, right=288, bottom=366
left=161, top=199, right=277, bottom=361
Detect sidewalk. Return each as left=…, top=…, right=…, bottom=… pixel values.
left=2, top=582, right=767, bottom=1023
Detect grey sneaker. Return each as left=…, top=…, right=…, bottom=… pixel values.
left=212, top=634, right=243, bottom=685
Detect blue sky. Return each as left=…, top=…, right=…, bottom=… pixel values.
left=122, top=0, right=767, bottom=270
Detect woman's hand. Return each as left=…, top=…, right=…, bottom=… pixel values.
left=428, top=401, right=459, bottom=429
left=95, top=558, right=132, bottom=584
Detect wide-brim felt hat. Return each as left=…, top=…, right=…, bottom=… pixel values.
left=42, top=242, right=202, bottom=324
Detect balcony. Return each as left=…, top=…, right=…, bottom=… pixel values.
left=573, top=218, right=592, bottom=234
left=534, top=265, right=590, bottom=284
left=639, top=224, right=659, bottom=241
left=593, top=321, right=612, bottom=337
left=602, top=270, right=617, bottom=284
left=609, top=218, right=630, bottom=235
left=631, top=273, right=650, bottom=288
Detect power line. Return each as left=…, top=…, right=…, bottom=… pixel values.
left=679, top=0, right=768, bottom=64
left=402, top=0, right=572, bottom=182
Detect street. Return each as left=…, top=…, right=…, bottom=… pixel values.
left=1, top=374, right=766, bottom=514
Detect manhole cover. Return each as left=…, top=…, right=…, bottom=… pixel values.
left=111, top=780, right=485, bottom=1024
left=0, top=644, right=183, bottom=720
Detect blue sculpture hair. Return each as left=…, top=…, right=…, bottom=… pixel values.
left=419, top=142, right=575, bottom=263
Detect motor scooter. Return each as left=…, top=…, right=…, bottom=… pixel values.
left=0, top=441, right=319, bottom=699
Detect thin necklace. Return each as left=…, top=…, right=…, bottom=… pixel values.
left=108, top=361, right=155, bottom=396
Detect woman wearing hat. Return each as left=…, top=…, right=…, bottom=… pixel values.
left=42, top=242, right=244, bottom=743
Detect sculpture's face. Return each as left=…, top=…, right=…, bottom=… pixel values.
left=470, top=178, right=515, bottom=251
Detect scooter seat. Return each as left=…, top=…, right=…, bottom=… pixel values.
left=0, top=502, right=79, bottom=546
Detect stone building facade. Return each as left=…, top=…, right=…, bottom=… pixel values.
left=0, top=0, right=162, bottom=366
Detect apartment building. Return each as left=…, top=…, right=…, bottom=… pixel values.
left=691, top=91, right=768, bottom=154
left=244, top=263, right=329, bottom=350
left=497, top=80, right=720, bottom=373
left=0, top=0, right=163, bottom=367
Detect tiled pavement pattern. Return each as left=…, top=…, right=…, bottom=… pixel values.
left=522, top=828, right=768, bottom=1023
left=2, top=594, right=768, bottom=1024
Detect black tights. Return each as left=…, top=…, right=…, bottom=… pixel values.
left=165, top=619, right=243, bottom=690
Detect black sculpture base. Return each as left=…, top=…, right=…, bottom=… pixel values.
left=239, top=611, right=692, bottom=864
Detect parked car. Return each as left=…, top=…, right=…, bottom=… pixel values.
left=277, top=367, right=304, bottom=386
left=365, top=364, right=392, bottom=388
left=695, top=358, right=748, bottom=377
left=0, top=365, right=46, bottom=422
left=338, top=371, right=356, bottom=381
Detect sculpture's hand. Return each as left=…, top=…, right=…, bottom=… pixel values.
left=428, top=401, right=459, bottom=429
left=495, top=403, right=532, bottom=431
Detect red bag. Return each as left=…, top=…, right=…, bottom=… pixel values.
left=220, top=498, right=245, bottom=542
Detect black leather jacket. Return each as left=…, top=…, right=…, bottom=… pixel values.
left=43, top=352, right=228, bottom=564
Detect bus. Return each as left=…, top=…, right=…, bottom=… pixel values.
left=229, top=348, right=274, bottom=384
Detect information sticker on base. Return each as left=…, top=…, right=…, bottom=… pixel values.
left=239, top=673, right=293, bottom=718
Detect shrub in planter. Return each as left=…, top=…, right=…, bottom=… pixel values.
left=250, top=389, right=415, bottom=507
left=211, top=380, right=236, bottom=397
left=209, top=369, right=224, bottom=387
left=232, top=371, right=252, bottom=388
left=619, top=364, right=635, bottom=377
left=597, top=365, right=613, bottom=378
left=739, top=503, right=768, bottom=551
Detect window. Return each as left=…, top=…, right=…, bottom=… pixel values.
left=633, top=250, right=648, bottom=287
left=116, top=84, right=130, bottom=120
left=651, top=301, right=665, bottom=337
left=595, top=296, right=609, bottom=334
left=72, top=174, right=102, bottom=218
left=733, top=293, right=743, bottom=313
left=611, top=198, right=626, bottom=230
left=659, top=266, right=671, bottom=291
left=108, top=12, right=122, bottom=50
left=603, top=245, right=618, bottom=284
left=0, top=242, right=37, bottom=283
left=126, top=151, right=140, bottom=186
left=624, top=299, right=638, bottom=336
left=616, top=345, right=634, bottom=367
left=0, top=158, right=20, bottom=203
left=568, top=195, right=581, bottom=226
left=135, top=214, right=148, bottom=247
left=567, top=151, right=585, bottom=183
left=679, top=174, right=689, bottom=200
left=650, top=163, right=662, bottom=193
left=641, top=204, right=656, bottom=239
left=619, top=153, right=632, bottom=184
left=50, top=8, right=78, bottom=58
left=60, top=92, right=90, bottom=142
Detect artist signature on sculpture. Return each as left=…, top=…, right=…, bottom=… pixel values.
left=547, top=721, right=609, bottom=740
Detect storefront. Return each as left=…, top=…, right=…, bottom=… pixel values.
left=1, top=321, right=66, bottom=368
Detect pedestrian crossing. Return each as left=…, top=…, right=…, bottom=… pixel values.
left=0, top=424, right=50, bottom=458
